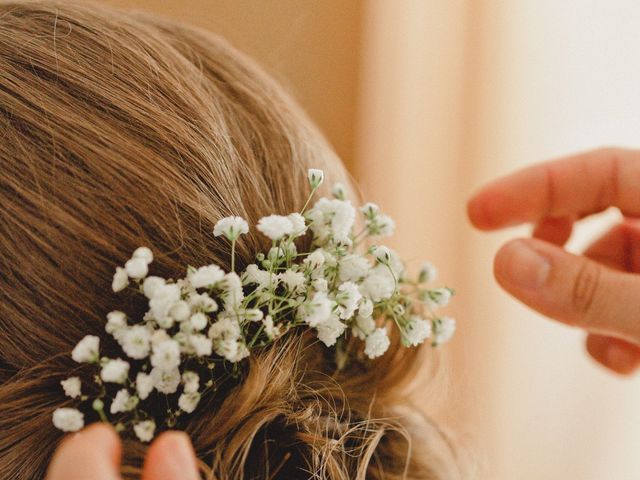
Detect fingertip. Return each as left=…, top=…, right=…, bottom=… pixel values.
left=586, top=335, right=640, bottom=375
left=467, top=191, right=496, bottom=230
left=47, top=423, right=121, bottom=480
left=143, top=431, right=199, bottom=480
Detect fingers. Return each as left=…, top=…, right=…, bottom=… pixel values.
left=46, top=423, right=121, bottom=480
left=532, top=216, right=574, bottom=245
left=494, top=237, right=640, bottom=343
left=468, top=147, right=640, bottom=230
left=582, top=219, right=640, bottom=272
left=586, top=334, right=640, bottom=375
left=142, top=431, right=200, bottom=480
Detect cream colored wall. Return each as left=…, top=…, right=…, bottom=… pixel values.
left=99, top=1, right=640, bottom=478
left=103, top=0, right=363, bottom=168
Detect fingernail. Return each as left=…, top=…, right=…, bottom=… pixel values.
left=501, top=240, right=551, bottom=289
left=605, top=344, right=637, bottom=373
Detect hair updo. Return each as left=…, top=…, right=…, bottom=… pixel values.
left=0, top=2, right=462, bottom=478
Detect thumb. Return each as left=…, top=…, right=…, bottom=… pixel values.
left=46, top=423, right=121, bottom=480
left=494, top=237, right=640, bottom=344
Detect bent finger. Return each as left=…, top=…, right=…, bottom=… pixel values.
left=533, top=216, right=575, bottom=245
left=46, top=423, right=121, bottom=480
left=583, top=219, right=640, bottom=272
left=468, top=148, right=640, bottom=230
left=586, top=333, right=640, bottom=375
left=494, top=237, right=640, bottom=343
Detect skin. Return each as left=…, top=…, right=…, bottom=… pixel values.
left=467, top=147, right=640, bottom=375
left=46, top=424, right=201, bottom=480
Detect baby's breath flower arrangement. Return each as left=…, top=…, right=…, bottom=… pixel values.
left=52, top=169, right=456, bottom=441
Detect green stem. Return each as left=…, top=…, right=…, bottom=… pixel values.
left=231, top=239, right=236, bottom=272
left=299, top=186, right=318, bottom=215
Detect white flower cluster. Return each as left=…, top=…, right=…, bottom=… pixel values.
left=52, top=168, right=456, bottom=440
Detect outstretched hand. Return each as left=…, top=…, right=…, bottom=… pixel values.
left=46, top=423, right=201, bottom=480
left=468, top=147, right=640, bottom=375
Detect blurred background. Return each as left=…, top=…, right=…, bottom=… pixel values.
left=105, top=1, right=640, bottom=478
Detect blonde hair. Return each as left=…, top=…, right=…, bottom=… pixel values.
left=0, top=2, right=462, bottom=478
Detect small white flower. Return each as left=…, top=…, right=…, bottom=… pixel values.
left=298, top=292, right=334, bottom=327
left=150, top=340, right=181, bottom=372
left=316, top=315, right=346, bottom=347
left=143, top=276, right=166, bottom=299
left=372, top=246, right=392, bottom=264
left=134, top=420, right=156, bottom=442
left=188, top=264, right=225, bottom=289
left=187, top=291, right=218, bottom=312
left=331, top=182, right=347, bottom=200
left=189, top=334, right=213, bottom=356
left=311, top=278, right=328, bottom=292
left=287, top=213, right=307, bottom=236
left=307, top=168, right=324, bottom=188
left=213, top=216, right=249, bottom=241
left=106, top=311, right=127, bottom=336
left=359, top=270, right=395, bottom=302
left=278, top=269, right=305, bottom=292
left=226, top=342, right=250, bottom=363
left=178, top=392, right=201, bottom=414
left=364, top=328, right=390, bottom=359
left=120, top=325, right=151, bottom=359
left=360, top=202, right=379, bottom=219
left=368, top=214, right=395, bottom=237
left=257, top=214, right=294, bottom=241
left=242, top=264, right=273, bottom=289
left=432, top=317, right=456, bottom=345
left=151, top=367, right=181, bottom=394
left=112, top=267, right=129, bottom=292
left=71, top=335, right=100, bottom=363
left=307, top=198, right=355, bottom=245
left=169, top=300, right=191, bottom=322
left=208, top=316, right=241, bottom=342
left=189, top=312, right=208, bottom=331
left=358, top=297, right=374, bottom=318
left=182, top=371, right=200, bottom=393
left=336, top=281, right=362, bottom=320
left=60, top=377, right=81, bottom=399
left=353, top=314, right=375, bottom=340
left=304, top=249, right=326, bottom=270
left=220, top=272, right=244, bottom=311
left=110, top=388, right=138, bottom=414
left=149, top=283, right=182, bottom=326
left=125, top=257, right=148, bottom=279
left=403, top=316, right=432, bottom=347
left=150, top=329, right=170, bottom=346
left=418, top=262, right=438, bottom=284
left=136, top=372, right=154, bottom=400
left=132, top=246, right=153, bottom=264
left=427, top=288, right=452, bottom=309
left=100, top=358, right=130, bottom=384
left=52, top=408, right=84, bottom=432
left=263, top=315, right=281, bottom=339
left=338, top=254, right=371, bottom=283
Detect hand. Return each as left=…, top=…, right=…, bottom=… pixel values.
left=46, top=423, right=201, bottom=480
left=467, top=147, right=640, bottom=375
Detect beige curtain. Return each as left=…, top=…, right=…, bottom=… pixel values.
left=105, top=1, right=640, bottom=478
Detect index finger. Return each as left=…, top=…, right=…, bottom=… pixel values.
left=467, top=147, right=640, bottom=230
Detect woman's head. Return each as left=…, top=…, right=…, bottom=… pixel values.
left=0, top=2, right=459, bottom=478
